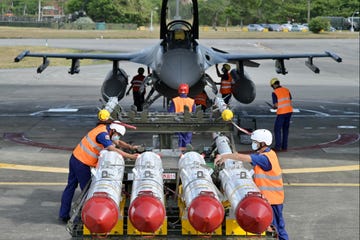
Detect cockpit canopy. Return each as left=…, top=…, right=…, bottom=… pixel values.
left=160, top=0, right=199, bottom=40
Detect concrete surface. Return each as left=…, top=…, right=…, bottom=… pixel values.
left=0, top=38, right=359, bottom=240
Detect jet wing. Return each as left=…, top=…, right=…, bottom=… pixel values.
left=15, top=51, right=139, bottom=61
left=208, top=49, right=342, bottom=74
left=218, top=51, right=342, bottom=62
left=14, top=44, right=160, bottom=73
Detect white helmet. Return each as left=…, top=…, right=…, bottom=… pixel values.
left=109, top=121, right=126, bottom=136
left=251, top=129, right=272, bottom=146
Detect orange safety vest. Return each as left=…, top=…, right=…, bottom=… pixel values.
left=194, top=92, right=207, bottom=106
left=274, top=87, right=293, bottom=115
left=220, top=73, right=233, bottom=94
left=131, top=75, right=145, bottom=92
left=253, top=150, right=285, bottom=205
left=73, top=124, right=109, bottom=167
left=172, top=97, right=195, bottom=113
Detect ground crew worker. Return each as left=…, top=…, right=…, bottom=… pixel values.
left=126, top=67, right=146, bottom=111
left=270, top=78, right=293, bottom=151
left=215, top=129, right=289, bottom=240
left=58, top=121, right=139, bottom=223
left=216, top=63, right=233, bottom=104
left=168, top=83, right=196, bottom=151
left=194, top=90, right=209, bottom=112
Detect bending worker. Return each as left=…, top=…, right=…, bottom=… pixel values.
left=270, top=78, right=293, bottom=151
left=126, top=67, right=146, bottom=111
left=168, top=83, right=196, bottom=151
left=58, top=121, right=138, bottom=223
left=215, top=129, right=289, bottom=240
left=216, top=63, right=233, bottom=104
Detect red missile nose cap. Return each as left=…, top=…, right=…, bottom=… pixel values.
left=128, top=195, right=165, bottom=233
left=81, top=195, right=119, bottom=234
left=236, top=194, right=273, bottom=234
left=188, top=194, right=225, bottom=233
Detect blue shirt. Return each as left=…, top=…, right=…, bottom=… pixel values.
left=95, top=125, right=113, bottom=148
left=250, top=147, right=272, bottom=171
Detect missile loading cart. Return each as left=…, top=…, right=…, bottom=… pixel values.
left=66, top=101, right=277, bottom=239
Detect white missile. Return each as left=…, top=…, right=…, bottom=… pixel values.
left=178, top=152, right=224, bottom=233
left=128, top=152, right=166, bottom=233
left=81, top=150, right=125, bottom=234
left=214, top=134, right=273, bottom=234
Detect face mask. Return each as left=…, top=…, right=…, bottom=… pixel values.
left=251, top=142, right=259, bottom=151
left=111, top=135, right=120, bottom=141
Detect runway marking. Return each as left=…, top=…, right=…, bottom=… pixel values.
left=282, top=164, right=359, bottom=174
left=0, top=163, right=68, bottom=173
left=0, top=182, right=66, bottom=186
left=284, top=183, right=360, bottom=187
left=289, top=133, right=360, bottom=151
left=4, top=132, right=359, bottom=152
left=3, top=132, right=73, bottom=151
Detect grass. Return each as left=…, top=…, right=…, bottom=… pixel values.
left=0, top=26, right=358, bottom=39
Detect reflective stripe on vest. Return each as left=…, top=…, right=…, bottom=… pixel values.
left=274, top=87, right=293, bottom=115
left=73, top=124, right=108, bottom=167
left=220, top=73, right=233, bottom=94
left=194, top=92, right=207, bottom=106
left=131, top=75, right=145, bottom=92
left=172, top=97, right=195, bottom=113
left=254, top=150, right=285, bottom=204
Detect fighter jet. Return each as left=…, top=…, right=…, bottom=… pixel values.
left=15, top=0, right=342, bottom=108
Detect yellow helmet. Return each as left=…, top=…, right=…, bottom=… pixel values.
left=223, top=64, right=231, bottom=71
left=98, top=109, right=110, bottom=121
left=270, top=77, right=279, bottom=86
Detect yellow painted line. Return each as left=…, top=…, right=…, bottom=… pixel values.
left=284, top=183, right=359, bottom=187
left=283, top=164, right=360, bottom=174
left=0, top=163, right=68, bottom=173
left=0, top=182, right=66, bottom=186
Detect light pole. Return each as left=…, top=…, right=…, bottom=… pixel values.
left=149, top=7, right=158, bottom=32
left=350, top=11, right=359, bottom=32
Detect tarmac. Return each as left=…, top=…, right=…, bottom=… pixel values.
left=0, top=38, right=359, bottom=240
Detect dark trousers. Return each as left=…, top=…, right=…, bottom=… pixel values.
left=177, top=132, right=192, bottom=147
left=274, top=112, right=292, bottom=150
left=272, top=204, right=289, bottom=240
left=133, top=91, right=145, bottom=111
left=59, top=154, right=91, bottom=218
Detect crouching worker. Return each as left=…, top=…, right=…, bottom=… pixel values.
left=58, top=121, right=138, bottom=223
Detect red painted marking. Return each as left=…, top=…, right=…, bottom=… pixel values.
left=290, top=133, right=360, bottom=151
left=238, top=133, right=359, bottom=153
left=3, top=133, right=359, bottom=153
left=3, top=132, right=73, bottom=151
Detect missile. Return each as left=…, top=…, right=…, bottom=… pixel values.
left=81, top=150, right=125, bottom=234
left=178, top=152, right=224, bottom=233
left=214, top=134, right=273, bottom=234
left=128, top=152, right=165, bottom=233
left=214, top=97, right=234, bottom=121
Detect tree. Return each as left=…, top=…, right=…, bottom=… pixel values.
left=309, top=16, right=330, bottom=33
